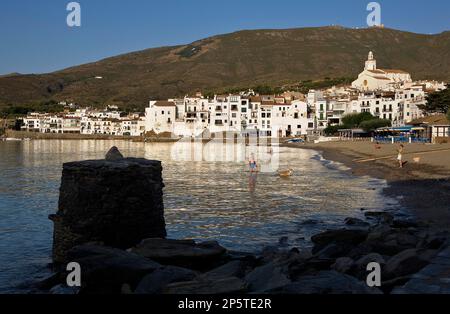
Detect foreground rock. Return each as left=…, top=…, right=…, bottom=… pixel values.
left=50, top=150, right=166, bottom=263
left=384, top=248, right=437, bottom=280
left=135, top=266, right=198, bottom=294
left=66, top=244, right=161, bottom=294
left=245, top=262, right=291, bottom=293
left=392, top=245, right=450, bottom=294
left=311, top=229, right=369, bottom=254
left=130, top=238, right=227, bottom=270
left=268, top=271, right=382, bottom=294
left=163, top=277, right=247, bottom=294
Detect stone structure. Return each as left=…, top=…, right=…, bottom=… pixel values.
left=50, top=148, right=166, bottom=263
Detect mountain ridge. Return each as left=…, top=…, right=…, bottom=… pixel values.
left=1, top=26, right=449, bottom=110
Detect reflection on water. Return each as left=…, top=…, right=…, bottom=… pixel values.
left=0, top=140, right=397, bottom=292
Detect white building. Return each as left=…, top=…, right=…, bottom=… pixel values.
left=145, top=101, right=177, bottom=134
left=352, top=51, right=412, bottom=91
left=145, top=94, right=313, bottom=138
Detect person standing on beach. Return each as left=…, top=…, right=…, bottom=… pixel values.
left=397, top=144, right=404, bottom=168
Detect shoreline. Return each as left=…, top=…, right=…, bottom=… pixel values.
left=284, top=142, right=450, bottom=230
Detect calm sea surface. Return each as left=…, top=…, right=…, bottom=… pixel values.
left=0, top=140, right=399, bottom=293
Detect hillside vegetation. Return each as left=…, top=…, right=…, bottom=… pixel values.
left=1, top=27, right=449, bottom=111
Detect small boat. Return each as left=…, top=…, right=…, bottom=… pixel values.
left=4, top=138, right=22, bottom=141
left=278, top=169, right=294, bottom=177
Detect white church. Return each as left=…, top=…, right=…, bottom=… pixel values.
left=352, top=51, right=412, bottom=91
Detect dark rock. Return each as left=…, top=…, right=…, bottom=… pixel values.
left=367, top=224, right=393, bottom=242
left=355, top=253, right=386, bottom=268
left=35, top=273, right=65, bottom=291
left=347, top=242, right=374, bottom=259
left=390, top=233, right=418, bottom=248
left=315, top=243, right=352, bottom=259
left=130, top=238, right=226, bottom=270
left=163, top=277, right=247, bottom=294
left=311, top=229, right=369, bottom=253
left=384, top=249, right=434, bottom=280
left=50, top=157, right=166, bottom=263
left=268, top=271, right=382, bottom=294
left=380, top=276, right=412, bottom=294
left=67, top=244, right=161, bottom=293
left=135, top=266, right=197, bottom=294
left=244, top=262, right=291, bottom=293
left=331, top=257, right=354, bottom=274
left=364, top=212, right=394, bottom=224
left=391, top=219, right=419, bottom=229
left=292, top=257, right=335, bottom=275
left=365, top=226, right=420, bottom=256
left=418, top=235, right=448, bottom=250
left=200, top=260, right=250, bottom=280
left=344, top=217, right=370, bottom=227
left=50, top=284, right=80, bottom=295
left=105, top=146, right=124, bottom=161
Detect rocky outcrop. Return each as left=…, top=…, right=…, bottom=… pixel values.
left=66, top=244, right=162, bottom=294
left=129, top=238, right=226, bottom=270
left=50, top=148, right=166, bottom=263
left=135, top=266, right=198, bottom=294
left=268, top=271, right=382, bottom=294
left=163, top=277, right=247, bottom=294
left=245, top=262, right=291, bottom=293
left=311, top=229, right=369, bottom=254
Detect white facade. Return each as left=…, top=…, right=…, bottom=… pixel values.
left=352, top=52, right=412, bottom=91
left=145, top=101, right=177, bottom=134
left=145, top=94, right=313, bottom=138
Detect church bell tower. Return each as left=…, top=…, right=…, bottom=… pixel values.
left=365, top=51, right=377, bottom=71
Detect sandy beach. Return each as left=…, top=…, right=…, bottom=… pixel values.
left=285, top=141, right=450, bottom=229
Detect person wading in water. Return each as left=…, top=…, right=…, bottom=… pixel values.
left=397, top=144, right=404, bottom=168
left=249, top=153, right=258, bottom=173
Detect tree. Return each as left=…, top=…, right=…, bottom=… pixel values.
left=359, top=119, right=391, bottom=132
left=324, top=125, right=340, bottom=136
left=341, top=112, right=374, bottom=128
left=447, top=108, right=450, bottom=123
left=419, top=85, right=450, bottom=114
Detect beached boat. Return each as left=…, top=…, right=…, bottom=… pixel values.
left=4, top=138, right=22, bottom=141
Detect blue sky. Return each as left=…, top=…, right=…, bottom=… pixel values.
left=0, top=0, right=449, bottom=75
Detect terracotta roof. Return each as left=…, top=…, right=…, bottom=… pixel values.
left=373, top=76, right=392, bottom=81
left=381, top=69, right=409, bottom=74
left=250, top=96, right=262, bottom=102
left=261, top=101, right=275, bottom=106
left=368, top=70, right=385, bottom=74
left=273, top=102, right=291, bottom=106
left=154, top=101, right=176, bottom=107
left=410, top=114, right=450, bottom=126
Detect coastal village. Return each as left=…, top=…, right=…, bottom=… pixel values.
left=7, top=52, right=449, bottom=142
